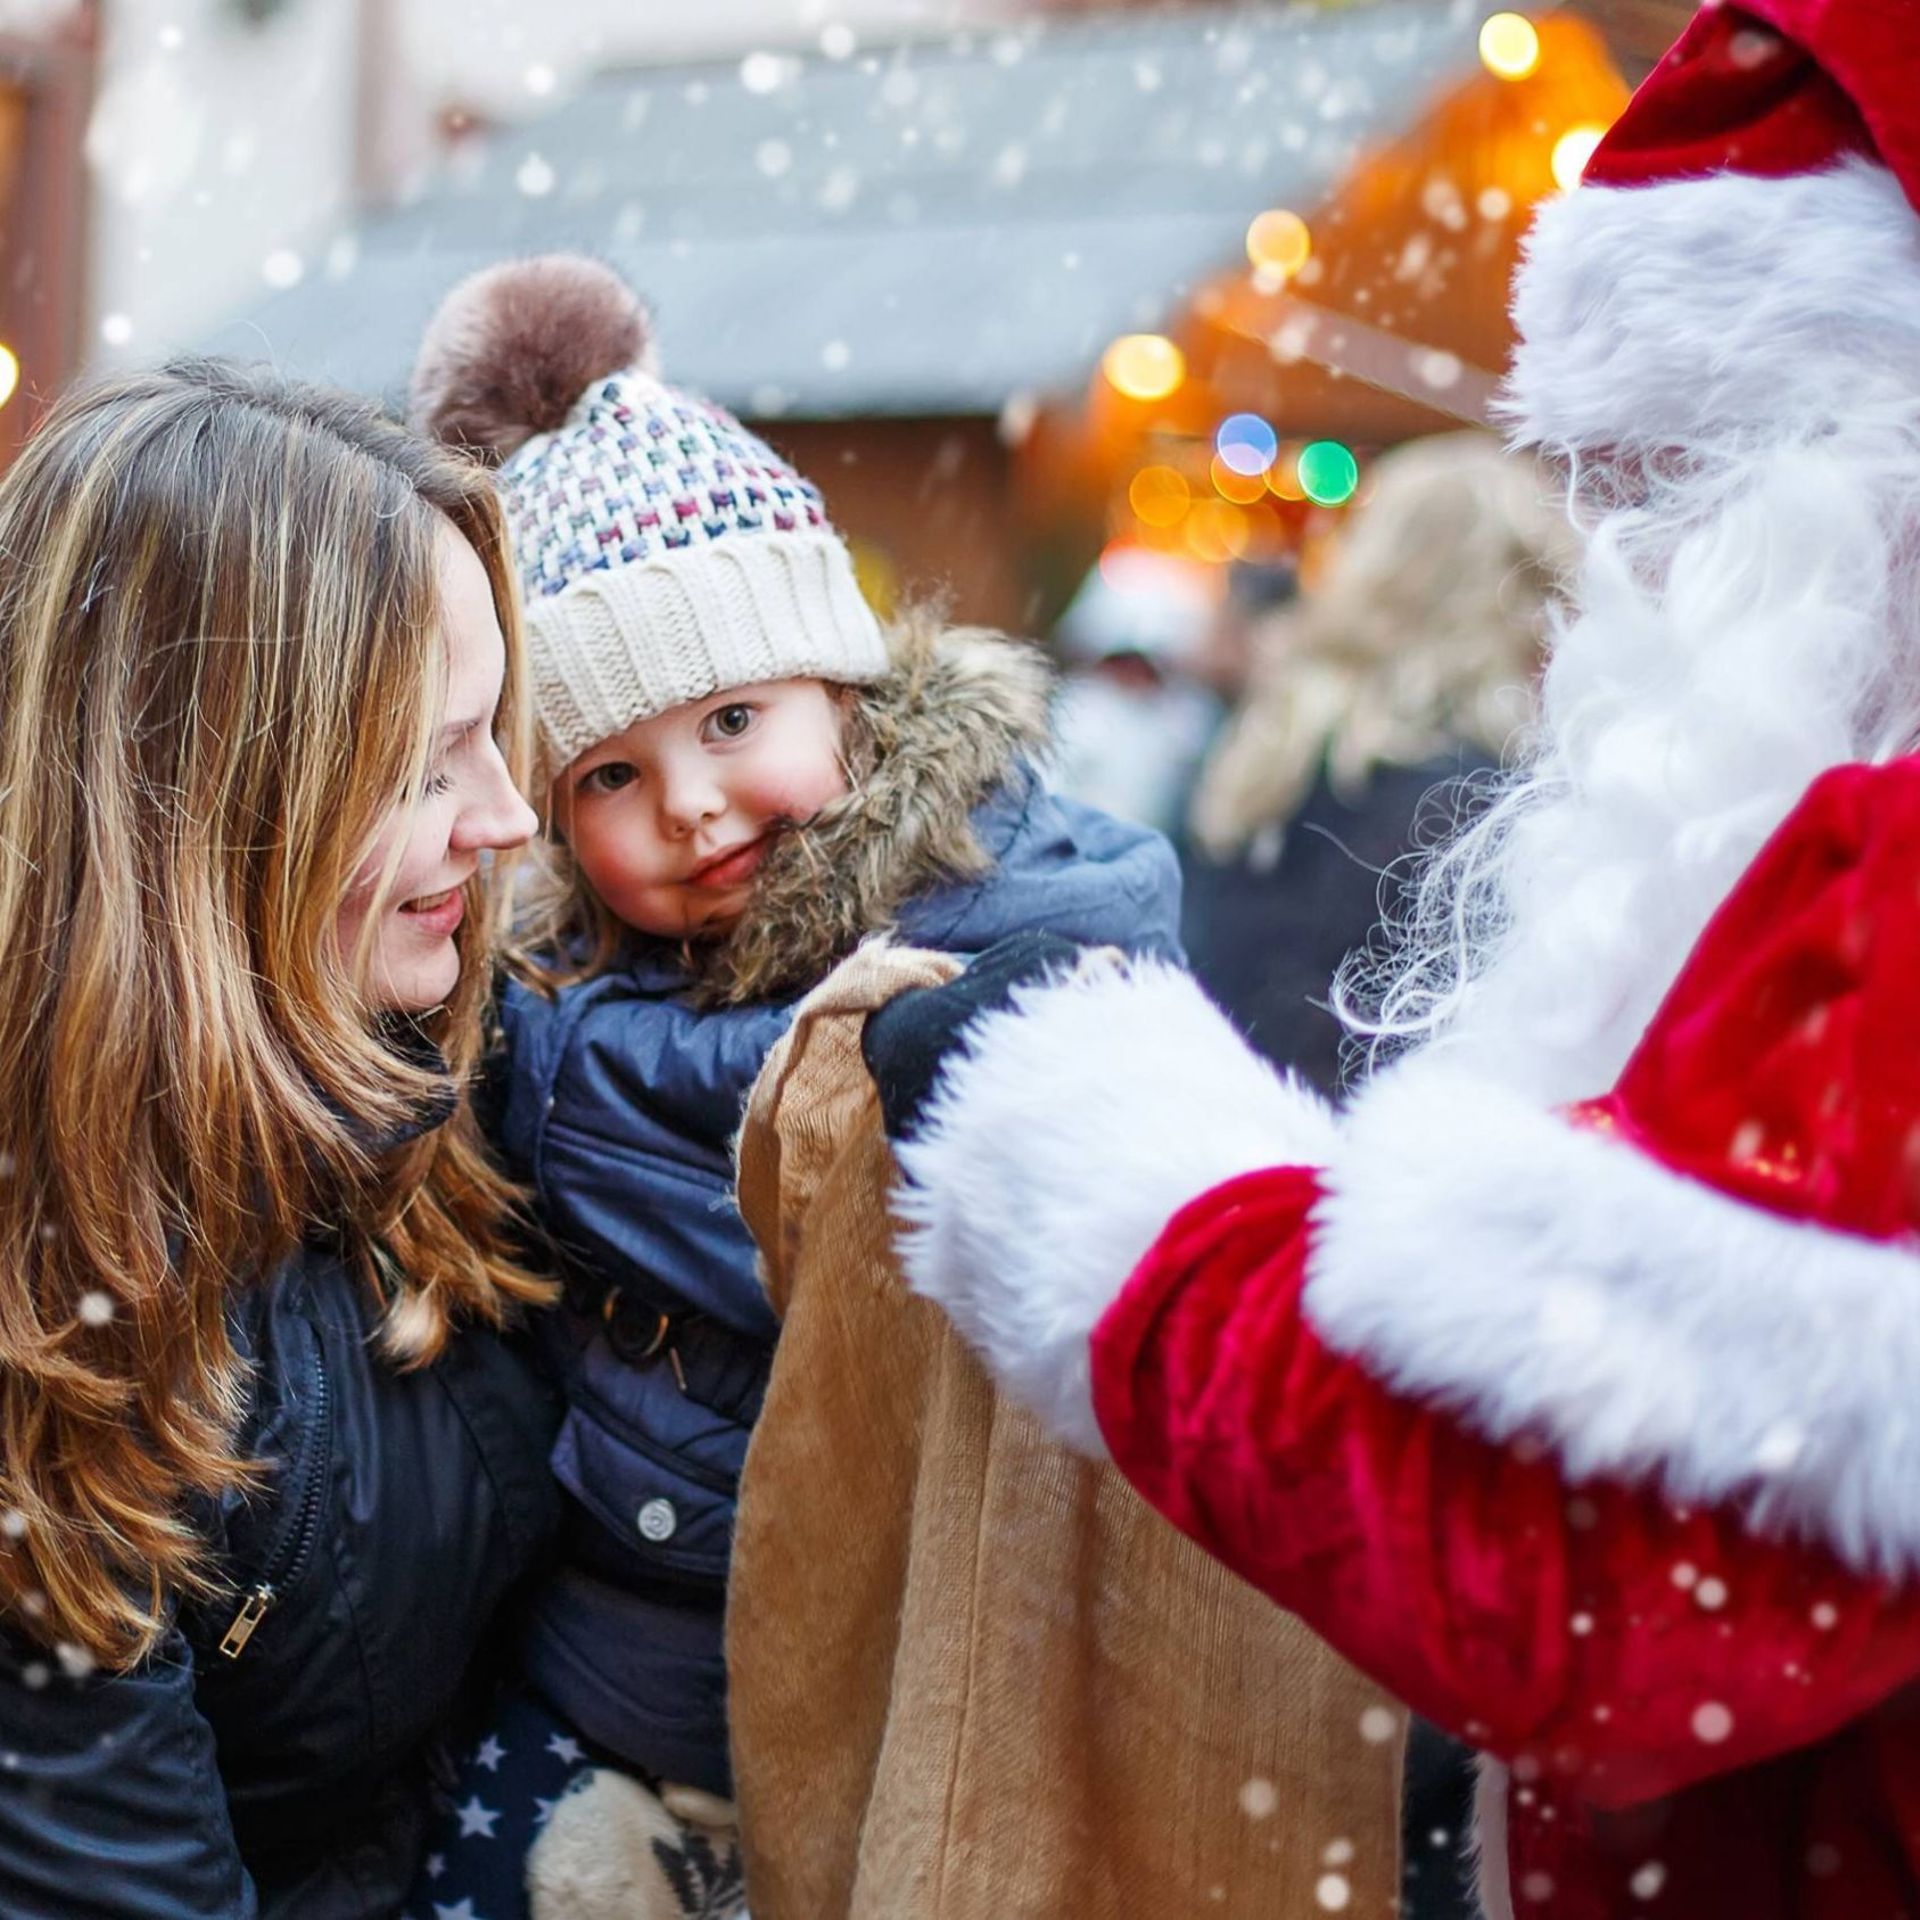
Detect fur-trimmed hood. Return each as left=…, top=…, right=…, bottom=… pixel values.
left=686, top=617, right=1053, bottom=1007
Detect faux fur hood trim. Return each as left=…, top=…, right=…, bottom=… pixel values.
left=686, top=615, right=1052, bottom=1008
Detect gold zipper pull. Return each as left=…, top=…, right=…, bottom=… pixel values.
left=219, top=1584, right=274, bottom=1659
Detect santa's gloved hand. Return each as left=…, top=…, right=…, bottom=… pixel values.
left=862, top=931, right=1088, bottom=1143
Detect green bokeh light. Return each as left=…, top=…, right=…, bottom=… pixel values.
left=1297, top=440, right=1359, bottom=506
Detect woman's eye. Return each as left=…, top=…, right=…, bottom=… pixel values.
left=708, top=704, right=754, bottom=740
left=582, top=762, right=636, bottom=795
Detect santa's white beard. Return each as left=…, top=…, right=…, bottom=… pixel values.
left=1350, top=161, right=1920, bottom=1103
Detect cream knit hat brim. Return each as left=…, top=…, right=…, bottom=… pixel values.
left=527, top=532, right=889, bottom=769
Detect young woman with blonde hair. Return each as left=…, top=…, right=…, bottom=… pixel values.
left=0, top=358, right=558, bottom=1916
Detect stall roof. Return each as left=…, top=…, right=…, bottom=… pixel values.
left=210, top=1, right=1484, bottom=418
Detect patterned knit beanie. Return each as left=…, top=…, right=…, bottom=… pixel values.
left=410, top=255, right=889, bottom=769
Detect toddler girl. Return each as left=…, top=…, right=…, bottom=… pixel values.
left=406, top=255, right=1183, bottom=1920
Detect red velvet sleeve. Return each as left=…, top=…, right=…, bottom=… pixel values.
left=1090, top=1168, right=1920, bottom=1811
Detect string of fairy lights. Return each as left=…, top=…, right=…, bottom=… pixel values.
left=1093, top=10, right=1612, bottom=565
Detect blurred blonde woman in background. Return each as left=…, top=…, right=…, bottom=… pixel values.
left=0, top=360, right=560, bottom=1918
left=1180, top=430, right=1577, bottom=1096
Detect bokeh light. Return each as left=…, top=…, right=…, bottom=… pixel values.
left=1297, top=440, right=1360, bottom=507
left=1552, top=125, right=1607, bottom=192
left=1183, top=499, right=1252, bottom=563
left=1209, top=454, right=1269, bottom=505
left=1215, top=412, right=1279, bottom=476
left=1101, top=333, right=1186, bottom=402
left=1245, top=208, right=1312, bottom=279
left=1128, top=464, right=1191, bottom=527
left=1478, top=12, right=1541, bottom=81
left=1267, top=448, right=1306, bottom=502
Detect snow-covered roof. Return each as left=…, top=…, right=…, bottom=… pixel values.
left=209, top=2, right=1483, bottom=418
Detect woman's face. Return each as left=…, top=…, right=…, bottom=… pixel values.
left=335, top=526, right=538, bottom=1012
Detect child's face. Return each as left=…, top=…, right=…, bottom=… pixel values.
left=556, top=677, right=850, bottom=940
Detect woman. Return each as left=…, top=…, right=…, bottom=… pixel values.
left=0, top=358, right=558, bottom=1916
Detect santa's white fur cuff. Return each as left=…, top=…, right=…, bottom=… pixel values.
left=895, top=957, right=1337, bottom=1454
left=1311, top=1057, right=1920, bottom=1577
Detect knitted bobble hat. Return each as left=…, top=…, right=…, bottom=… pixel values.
left=411, top=254, right=888, bottom=770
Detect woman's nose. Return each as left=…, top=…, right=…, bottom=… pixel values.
left=457, top=754, right=539, bottom=855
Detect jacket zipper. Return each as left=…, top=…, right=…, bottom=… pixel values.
left=220, top=1341, right=332, bottom=1660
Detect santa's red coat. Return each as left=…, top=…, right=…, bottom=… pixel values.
left=900, top=757, right=1920, bottom=1918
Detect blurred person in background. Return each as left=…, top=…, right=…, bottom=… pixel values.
left=1046, top=544, right=1230, bottom=837
left=1181, top=430, right=1577, bottom=1096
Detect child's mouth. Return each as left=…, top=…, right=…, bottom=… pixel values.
left=686, top=836, right=769, bottom=890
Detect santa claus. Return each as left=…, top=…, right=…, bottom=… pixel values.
left=862, top=3, right=1920, bottom=1914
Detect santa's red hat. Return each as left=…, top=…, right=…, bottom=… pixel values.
left=1503, top=0, right=1920, bottom=453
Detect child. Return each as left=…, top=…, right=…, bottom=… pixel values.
left=405, top=256, right=1182, bottom=1920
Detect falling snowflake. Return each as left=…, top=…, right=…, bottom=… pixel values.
left=819, top=22, right=857, bottom=61
left=1630, top=1862, right=1667, bottom=1900
left=1691, top=1701, right=1734, bottom=1744
left=516, top=152, right=555, bottom=197
left=1358, top=1705, right=1398, bottom=1744
left=1753, top=1421, right=1805, bottom=1472
left=77, top=1291, right=115, bottom=1327
left=756, top=140, right=793, bottom=179
left=1811, top=1601, right=1839, bottom=1630
left=820, top=340, right=851, bottom=371
left=261, top=249, right=304, bottom=291
left=100, top=313, right=134, bottom=348
left=819, top=166, right=860, bottom=214
left=1695, top=1576, right=1728, bottom=1610
left=1238, top=1776, right=1278, bottom=1819
left=1314, top=1872, right=1352, bottom=1911
left=997, top=391, right=1038, bottom=447
left=1322, top=1837, right=1355, bottom=1866
left=525, top=63, right=556, bottom=97
left=739, top=51, right=798, bottom=95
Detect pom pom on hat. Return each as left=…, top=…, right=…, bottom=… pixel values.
left=409, top=254, right=656, bottom=463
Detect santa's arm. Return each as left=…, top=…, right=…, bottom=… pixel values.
left=893, top=756, right=1920, bottom=1806
left=897, top=958, right=1920, bottom=1807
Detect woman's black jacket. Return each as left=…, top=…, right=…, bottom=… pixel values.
left=0, top=1230, right=560, bottom=1917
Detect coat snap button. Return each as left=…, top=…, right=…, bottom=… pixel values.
left=636, top=1497, right=678, bottom=1543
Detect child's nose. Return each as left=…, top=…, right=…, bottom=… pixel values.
left=659, top=767, right=725, bottom=835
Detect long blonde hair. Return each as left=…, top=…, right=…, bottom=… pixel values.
left=1189, top=433, right=1576, bottom=859
left=0, top=359, right=548, bottom=1669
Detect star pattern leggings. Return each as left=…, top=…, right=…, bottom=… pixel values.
left=400, top=1689, right=746, bottom=1920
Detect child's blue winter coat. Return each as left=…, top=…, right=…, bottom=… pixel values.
left=491, top=632, right=1182, bottom=1796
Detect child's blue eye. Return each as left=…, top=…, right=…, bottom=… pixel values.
left=582, top=762, right=636, bottom=795
left=707, top=703, right=754, bottom=741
